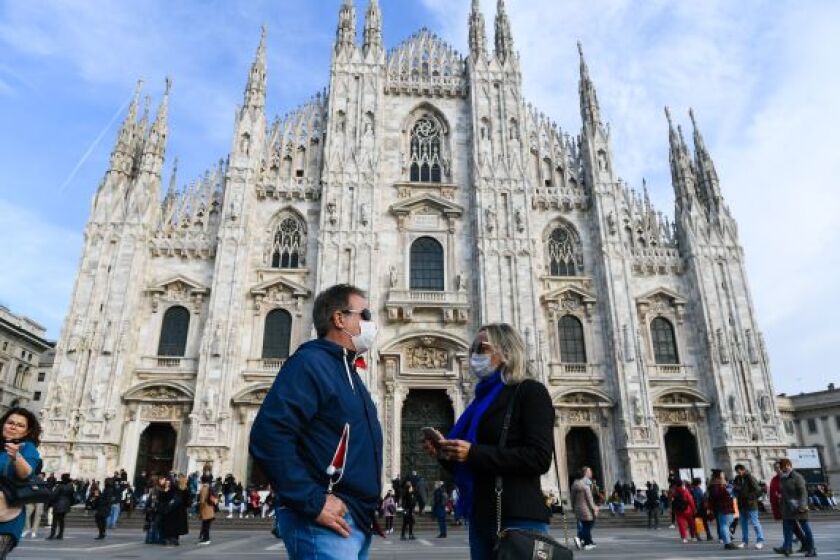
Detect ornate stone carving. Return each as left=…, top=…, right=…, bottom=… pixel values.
left=406, top=345, right=448, bottom=370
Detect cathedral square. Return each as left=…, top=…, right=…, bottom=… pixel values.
left=39, top=0, right=788, bottom=499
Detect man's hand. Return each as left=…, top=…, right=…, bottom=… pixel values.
left=315, top=494, right=352, bottom=537
left=439, top=439, right=471, bottom=462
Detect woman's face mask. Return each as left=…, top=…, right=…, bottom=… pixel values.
left=469, top=353, right=495, bottom=378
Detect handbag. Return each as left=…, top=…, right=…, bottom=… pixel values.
left=0, top=455, right=52, bottom=507
left=492, top=383, right=574, bottom=560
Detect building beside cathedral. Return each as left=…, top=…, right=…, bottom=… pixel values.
left=41, top=0, right=787, bottom=494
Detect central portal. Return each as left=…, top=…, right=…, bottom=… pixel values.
left=135, top=422, right=177, bottom=477
left=400, top=389, right=454, bottom=499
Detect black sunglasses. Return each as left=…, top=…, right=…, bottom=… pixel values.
left=469, top=341, right=492, bottom=354
left=341, top=308, right=372, bottom=321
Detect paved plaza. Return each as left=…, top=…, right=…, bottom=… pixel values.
left=11, top=520, right=840, bottom=559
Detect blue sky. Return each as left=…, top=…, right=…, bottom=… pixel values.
left=1, top=0, right=838, bottom=395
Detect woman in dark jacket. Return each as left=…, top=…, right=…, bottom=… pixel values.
left=47, top=473, right=75, bottom=540
left=143, top=476, right=162, bottom=545
left=425, top=323, right=555, bottom=560
left=400, top=481, right=417, bottom=541
left=160, top=476, right=189, bottom=546
left=93, top=481, right=113, bottom=540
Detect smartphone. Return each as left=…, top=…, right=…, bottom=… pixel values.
left=421, top=426, right=444, bottom=448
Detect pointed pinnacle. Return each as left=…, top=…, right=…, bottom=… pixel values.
left=164, top=75, right=172, bottom=96
left=688, top=107, right=697, bottom=128
left=664, top=106, right=673, bottom=128
left=497, top=0, right=506, bottom=13
left=472, top=0, right=480, bottom=9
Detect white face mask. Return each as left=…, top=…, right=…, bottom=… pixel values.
left=470, top=353, right=495, bottom=378
left=348, top=320, right=378, bottom=354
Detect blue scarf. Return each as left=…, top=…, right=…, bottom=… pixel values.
left=448, top=370, right=505, bottom=520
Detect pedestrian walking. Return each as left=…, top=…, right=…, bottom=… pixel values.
left=423, top=324, right=555, bottom=560
left=708, top=469, right=737, bottom=550
left=47, top=473, right=75, bottom=540
left=775, top=458, right=816, bottom=557
left=690, top=478, right=713, bottom=541
left=645, top=481, right=660, bottom=529
left=197, top=474, right=217, bottom=545
left=400, top=481, right=416, bottom=541
left=107, top=471, right=123, bottom=529
left=733, top=463, right=765, bottom=549
left=0, top=407, right=43, bottom=559
left=22, top=473, right=46, bottom=539
left=381, top=491, right=396, bottom=534
left=250, top=284, right=384, bottom=560
left=669, top=479, right=696, bottom=543
left=571, top=467, right=599, bottom=550
left=432, top=481, right=448, bottom=538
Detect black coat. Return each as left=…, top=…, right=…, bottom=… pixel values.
left=160, top=489, right=190, bottom=537
left=444, top=379, right=554, bottom=527
left=50, top=482, right=76, bottom=514
left=94, top=490, right=112, bottom=518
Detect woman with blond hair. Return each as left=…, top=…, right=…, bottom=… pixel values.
left=424, top=323, right=555, bottom=559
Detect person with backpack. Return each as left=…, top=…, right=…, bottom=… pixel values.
left=732, top=464, right=765, bottom=549
left=690, top=478, right=712, bottom=541
left=669, top=479, right=696, bottom=543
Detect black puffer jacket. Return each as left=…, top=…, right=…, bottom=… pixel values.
left=50, top=482, right=76, bottom=514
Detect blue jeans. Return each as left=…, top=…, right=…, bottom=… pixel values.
left=468, top=517, right=549, bottom=560
left=578, top=519, right=595, bottom=545
left=107, top=504, right=121, bottom=529
left=740, top=508, right=764, bottom=544
left=716, top=513, right=733, bottom=544
left=277, top=508, right=371, bottom=560
left=435, top=511, right=447, bottom=537
left=783, top=519, right=814, bottom=552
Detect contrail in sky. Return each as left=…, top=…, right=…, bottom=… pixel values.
left=57, top=87, right=137, bottom=193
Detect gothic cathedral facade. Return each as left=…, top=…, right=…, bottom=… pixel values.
left=41, top=0, right=787, bottom=493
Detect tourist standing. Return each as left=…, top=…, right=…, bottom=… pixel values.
left=572, top=467, right=599, bottom=550
left=645, top=481, right=660, bottom=529
left=197, top=474, right=216, bottom=545
left=0, top=408, right=42, bottom=559
left=400, top=481, right=417, bottom=541
left=22, top=473, right=46, bottom=539
left=381, top=491, right=396, bottom=534
left=432, top=481, right=448, bottom=538
left=161, top=476, right=189, bottom=546
left=733, top=463, right=765, bottom=549
left=93, top=479, right=114, bottom=540
left=775, top=458, right=816, bottom=557
left=425, top=324, right=555, bottom=560
left=143, top=476, right=163, bottom=544
left=250, top=285, right=384, bottom=560
left=708, top=470, right=737, bottom=550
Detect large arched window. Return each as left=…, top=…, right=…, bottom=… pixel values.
left=410, top=237, right=444, bottom=291
left=271, top=213, right=306, bottom=268
left=547, top=226, right=579, bottom=276
left=558, top=315, right=586, bottom=363
left=409, top=117, right=443, bottom=183
left=651, top=317, right=679, bottom=364
left=157, top=306, right=190, bottom=357
left=262, top=309, right=292, bottom=359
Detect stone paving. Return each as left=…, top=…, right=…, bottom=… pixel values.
left=12, top=519, right=840, bottom=559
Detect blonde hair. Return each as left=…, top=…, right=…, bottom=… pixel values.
left=479, top=323, right=529, bottom=385
left=177, top=475, right=188, bottom=491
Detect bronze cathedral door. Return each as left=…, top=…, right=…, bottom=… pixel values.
left=400, top=389, right=454, bottom=498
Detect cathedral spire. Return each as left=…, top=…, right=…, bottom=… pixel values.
left=140, top=77, right=170, bottom=177
left=363, top=0, right=382, bottom=57
left=689, top=108, right=721, bottom=205
left=243, top=25, right=267, bottom=113
left=108, top=79, right=143, bottom=177
left=469, top=0, right=487, bottom=59
left=578, top=41, right=601, bottom=133
left=335, top=0, right=357, bottom=54
left=494, top=0, right=514, bottom=63
left=665, top=106, right=696, bottom=209
left=166, top=157, right=179, bottom=199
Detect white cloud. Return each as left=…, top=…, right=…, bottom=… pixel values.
left=0, top=199, right=81, bottom=339
left=422, top=0, right=840, bottom=393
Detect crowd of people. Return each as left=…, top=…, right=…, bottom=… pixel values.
left=568, top=460, right=829, bottom=556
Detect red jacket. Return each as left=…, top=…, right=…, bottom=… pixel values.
left=670, top=485, right=696, bottom=516
left=769, top=474, right=782, bottom=520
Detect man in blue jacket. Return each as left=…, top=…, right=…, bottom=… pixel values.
left=250, top=284, right=383, bottom=560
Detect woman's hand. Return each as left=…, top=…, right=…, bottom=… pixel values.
left=4, top=442, right=19, bottom=460
left=439, top=439, right=471, bottom=462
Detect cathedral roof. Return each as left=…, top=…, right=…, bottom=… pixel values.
left=386, top=28, right=467, bottom=97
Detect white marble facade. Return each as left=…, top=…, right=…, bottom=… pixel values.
left=41, top=0, right=787, bottom=494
